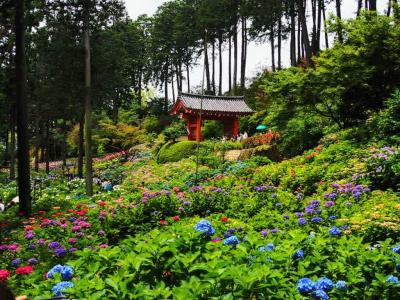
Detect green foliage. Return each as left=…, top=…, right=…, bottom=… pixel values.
left=163, top=121, right=186, bottom=142
left=277, top=114, right=324, bottom=157
left=157, top=141, right=198, bottom=164
left=202, top=120, right=224, bottom=139
left=374, top=90, right=400, bottom=143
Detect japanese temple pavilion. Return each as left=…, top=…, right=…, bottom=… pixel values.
left=170, top=93, right=254, bottom=142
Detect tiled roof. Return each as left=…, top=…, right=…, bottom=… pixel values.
left=178, top=93, right=254, bottom=114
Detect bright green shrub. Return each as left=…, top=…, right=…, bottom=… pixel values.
left=157, top=141, right=198, bottom=163
left=163, top=121, right=186, bottom=142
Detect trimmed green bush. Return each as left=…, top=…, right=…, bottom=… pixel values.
left=157, top=141, right=198, bottom=163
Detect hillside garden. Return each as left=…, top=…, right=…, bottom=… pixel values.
left=1, top=1, right=400, bottom=299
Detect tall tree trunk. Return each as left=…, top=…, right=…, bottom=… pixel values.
left=204, top=39, right=211, bottom=92
left=298, top=0, right=313, bottom=65
left=270, top=26, right=276, bottom=72
left=335, top=0, right=343, bottom=43
left=311, top=0, right=318, bottom=53
left=316, top=0, right=322, bottom=51
left=84, top=0, right=93, bottom=196
left=138, top=69, right=142, bottom=103
left=15, top=0, right=31, bottom=216
left=61, top=122, right=67, bottom=167
left=175, top=67, right=180, bottom=96
left=4, top=127, right=9, bottom=168
left=212, top=41, right=215, bottom=94
left=297, top=14, right=301, bottom=62
left=45, top=120, right=50, bottom=174
left=218, top=33, right=223, bottom=95
left=171, top=69, right=176, bottom=103
left=9, top=106, right=16, bottom=180
left=357, top=0, right=363, bottom=15
left=233, top=22, right=238, bottom=94
left=179, top=62, right=183, bottom=92
left=369, top=0, right=377, bottom=10
left=77, top=114, right=84, bottom=178
left=186, top=63, right=190, bottom=92
left=290, top=3, right=296, bottom=66
left=34, top=145, right=39, bottom=172
left=322, top=0, right=329, bottom=48
left=228, top=36, right=232, bottom=92
left=277, top=17, right=282, bottom=70
left=240, top=16, right=247, bottom=89
left=164, top=66, right=169, bottom=113
left=387, top=0, right=392, bottom=16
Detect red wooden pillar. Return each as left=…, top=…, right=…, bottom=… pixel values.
left=196, top=115, right=201, bottom=142
left=233, top=117, right=239, bottom=137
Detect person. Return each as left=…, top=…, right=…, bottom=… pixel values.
left=0, top=198, right=4, bottom=212
left=243, top=132, right=248, bottom=140
left=101, top=181, right=113, bottom=192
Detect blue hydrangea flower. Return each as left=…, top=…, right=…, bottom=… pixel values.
left=293, top=249, right=304, bottom=260
left=329, top=226, right=341, bottom=236
left=392, top=245, right=400, bottom=253
left=336, top=280, right=348, bottom=291
left=194, top=220, right=215, bottom=235
left=386, top=275, right=399, bottom=284
left=297, top=278, right=315, bottom=294
left=47, top=265, right=73, bottom=280
left=47, top=264, right=64, bottom=278
left=311, top=217, right=323, bottom=224
left=61, top=265, right=73, bottom=280
left=51, top=281, right=74, bottom=296
left=299, top=218, right=307, bottom=226
left=316, top=277, right=334, bottom=291
left=329, top=215, right=336, bottom=221
left=223, top=235, right=240, bottom=246
left=311, top=289, right=329, bottom=299
left=259, top=243, right=274, bottom=252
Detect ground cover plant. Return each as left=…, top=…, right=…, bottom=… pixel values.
left=1, top=139, right=400, bottom=299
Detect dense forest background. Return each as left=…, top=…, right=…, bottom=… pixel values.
left=1, top=0, right=399, bottom=214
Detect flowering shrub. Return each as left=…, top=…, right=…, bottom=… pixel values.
left=242, top=131, right=281, bottom=149
left=0, top=140, right=400, bottom=298
left=364, top=146, right=400, bottom=190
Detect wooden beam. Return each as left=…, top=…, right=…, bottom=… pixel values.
left=196, top=115, right=201, bottom=143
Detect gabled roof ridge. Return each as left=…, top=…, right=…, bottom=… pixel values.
left=179, top=92, right=245, bottom=100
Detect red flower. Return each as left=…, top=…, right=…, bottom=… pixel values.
left=98, top=201, right=107, bottom=207
left=172, top=216, right=180, bottom=222
left=24, top=225, right=33, bottom=231
left=0, top=269, right=10, bottom=281
left=220, top=216, right=229, bottom=222
left=75, top=209, right=89, bottom=216
left=159, top=220, right=168, bottom=225
left=16, top=266, right=33, bottom=275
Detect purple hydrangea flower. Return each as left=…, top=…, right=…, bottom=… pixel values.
left=48, top=241, right=61, bottom=249
left=324, top=201, right=335, bottom=207
left=53, top=247, right=67, bottom=257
